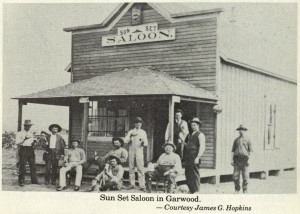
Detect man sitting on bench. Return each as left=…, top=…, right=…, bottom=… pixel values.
left=57, top=140, right=86, bottom=191
left=146, top=142, right=182, bottom=193
left=88, top=155, right=124, bottom=192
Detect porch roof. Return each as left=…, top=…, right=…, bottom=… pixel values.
left=13, top=67, right=217, bottom=104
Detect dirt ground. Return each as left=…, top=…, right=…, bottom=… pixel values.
left=2, top=149, right=297, bottom=194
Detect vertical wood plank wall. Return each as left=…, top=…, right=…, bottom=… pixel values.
left=71, top=4, right=217, bottom=92
left=218, top=62, right=297, bottom=175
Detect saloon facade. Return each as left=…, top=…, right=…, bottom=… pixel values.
left=14, top=3, right=297, bottom=182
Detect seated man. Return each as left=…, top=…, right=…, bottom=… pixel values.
left=88, top=155, right=124, bottom=192
left=146, top=142, right=182, bottom=193
left=57, top=140, right=86, bottom=191
left=83, top=137, right=128, bottom=175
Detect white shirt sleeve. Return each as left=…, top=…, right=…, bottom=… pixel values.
left=124, top=130, right=132, bottom=144
left=197, top=133, right=206, bottom=158
left=165, top=123, right=170, bottom=141
left=181, top=121, right=189, bottom=139
left=142, top=130, right=148, bottom=146
left=15, top=132, right=24, bottom=145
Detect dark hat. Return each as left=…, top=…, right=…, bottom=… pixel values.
left=189, top=118, right=203, bottom=126
left=175, top=109, right=183, bottom=114
left=162, top=142, right=176, bottom=151
left=49, top=124, right=62, bottom=132
left=23, top=120, right=34, bottom=126
left=134, top=117, right=143, bottom=123
left=71, top=140, right=81, bottom=144
left=112, top=137, right=124, bottom=147
left=236, top=124, right=248, bottom=131
left=108, top=155, right=121, bottom=165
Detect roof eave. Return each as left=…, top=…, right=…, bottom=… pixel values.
left=63, top=3, right=130, bottom=32
left=170, top=8, right=223, bottom=18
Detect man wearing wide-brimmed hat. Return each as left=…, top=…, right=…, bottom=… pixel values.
left=83, top=137, right=128, bottom=176
left=145, top=142, right=182, bottom=193
left=15, top=120, right=38, bottom=186
left=44, top=123, right=66, bottom=185
left=89, top=155, right=124, bottom=192
left=182, top=118, right=206, bottom=194
left=231, top=124, right=253, bottom=194
left=124, top=116, right=148, bottom=191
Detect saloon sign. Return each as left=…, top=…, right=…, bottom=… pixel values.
left=102, top=23, right=175, bottom=46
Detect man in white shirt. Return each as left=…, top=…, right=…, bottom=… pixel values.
left=15, top=120, right=38, bottom=186
left=124, top=117, right=148, bottom=191
left=146, top=143, right=182, bottom=193
left=165, top=109, right=189, bottom=159
left=44, top=124, right=66, bottom=185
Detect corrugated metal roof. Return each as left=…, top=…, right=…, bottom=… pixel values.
left=14, top=67, right=217, bottom=101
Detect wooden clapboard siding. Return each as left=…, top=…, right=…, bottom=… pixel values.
left=218, top=61, right=297, bottom=175
left=198, top=103, right=216, bottom=169
left=71, top=3, right=217, bottom=92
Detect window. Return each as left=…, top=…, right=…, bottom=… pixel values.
left=88, top=101, right=128, bottom=138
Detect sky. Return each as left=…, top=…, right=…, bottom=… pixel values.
left=2, top=2, right=297, bottom=133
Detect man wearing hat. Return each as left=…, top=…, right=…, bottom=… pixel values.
left=57, top=140, right=85, bottom=191
left=15, top=120, right=38, bottom=186
left=231, top=125, right=253, bottom=194
left=183, top=118, right=206, bottom=194
left=145, top=142, right=182, bottom=193
left=83, top=137, right=128, bottom=175
left=44, top=124, right=66, bottom=185
left=124, top=116, right=148, bottom=191
left=88, top=155, right=124, bottom=192
left=165, top=109, right=189, bottom=159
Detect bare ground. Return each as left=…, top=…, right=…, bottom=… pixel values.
left=2, top=149, right=296, bottom=194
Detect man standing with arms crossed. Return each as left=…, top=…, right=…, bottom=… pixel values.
left=231, top=125, right=253, bottom=194
left=124, top=117, right=148, bottom=192
left=15, top=120, right=38, bottom=186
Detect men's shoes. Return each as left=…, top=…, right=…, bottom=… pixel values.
left=57, top=186, right=67, bottom=191
left=74, top=186, right=80, bottom=191
left=87, top=185, right=96, bottom=192
left=19, top=183, right=25, bottom=187
left=140, top=188, right=146, bottom=192
left=44, top=181, right=50, bottom=185
left=31, top=180, right=39, bottom=184
left=234, top=190, right=239, bottom=194
left=243, top=190, right=248, bottom=194
left=127, top=185, right=135, bottom=190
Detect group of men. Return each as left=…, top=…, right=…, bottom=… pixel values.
left=16, top=108, right=252, bottom=194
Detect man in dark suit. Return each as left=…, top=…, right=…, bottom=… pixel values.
left=44, top=124, right=66, bottom=185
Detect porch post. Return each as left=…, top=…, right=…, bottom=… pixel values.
left=80, top=98, right=89, bottom=155
left=17, top=100, right=24, bottom=131
left=168, top=96, right=180, bottom=143
left=168, top=97, right=175, bottom=143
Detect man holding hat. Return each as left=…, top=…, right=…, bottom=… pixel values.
left=44, top=124, right=66, bottom=185
left=57, top=140, right=85, bottom=191
left=88, top=155, right=124, bottom=192
left=146, top=142, right=182, bottom=193
left=165, top=109, right=189, bottom=159
left=183, top=118, right=206, bottom=194
left=15, top=120, right=38, bottom=186
left=231, top=125, right=253, bottom=194
left=124, top=116, right=148, bottom=191
left=83, top=137, right=128, bottom=175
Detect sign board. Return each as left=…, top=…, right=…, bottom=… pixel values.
left=79, top=97, right=89, bottom=103
left=102, top=23, right=175, bottom=46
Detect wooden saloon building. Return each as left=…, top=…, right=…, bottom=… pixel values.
left=14, top=3, right=297, bottom=183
